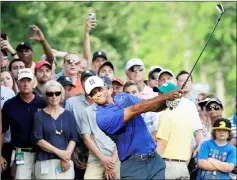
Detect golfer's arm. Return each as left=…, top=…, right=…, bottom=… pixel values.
left=124, top=94, right=168, bottom=123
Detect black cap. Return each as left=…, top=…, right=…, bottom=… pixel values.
left=213, top=118, right=231, bottom=131
left=57, top=76, right=75, bottom=87
left=16, top=42, right=33, bottom=52
left=198, top=97, right=223, bottom=110
left=92, top=51, right=107, bottom=62
left=98, top=61, right=114, bottom=73
left=100, top=76, right=112, bottom=88
left=81, top=69, right=96, bottom=82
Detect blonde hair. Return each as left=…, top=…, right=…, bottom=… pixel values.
left=42, top=80, right=65, bottom=104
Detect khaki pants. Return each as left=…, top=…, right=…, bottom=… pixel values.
left=84, top=160, right=120, bottom=179
left=11, top=150, right=36, bottom=179
left=35, top=159, right=74, bottom=179
left=165, top=160, right=190, bottom=179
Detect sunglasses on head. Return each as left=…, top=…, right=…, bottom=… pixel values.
left=129, top=66, right=144, bottom=72
left=45, top=91, right=61, bottom=97
left=0, top=56, right=8, bottom=60
left=65, top=59, right=80, bottom=65
left=206, top=105, right=221, bottom=111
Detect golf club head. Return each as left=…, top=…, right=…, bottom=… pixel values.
left=216, top=4, right=224, bottom=14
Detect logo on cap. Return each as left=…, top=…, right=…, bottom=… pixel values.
left=98, top=51, right=102, bottom=55
left=21, top=42, right=24, bottom=45
left=89, top=79, right=95, bottom=85
left=219, top=121, right=226, bottom=128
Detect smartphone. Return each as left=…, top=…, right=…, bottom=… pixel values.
left=88, top=13, right=96, bottom=20
left=56, top=165, right=63, bottom=173
left=1, top=33, right=7, bottom=40
left=27, top=25, right=35, bottom=38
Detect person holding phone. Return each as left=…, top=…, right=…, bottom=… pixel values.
left=16, top=25, right=54, bottom=72
left=33, top=80, right=78, bottom=179
left=1, top=33, right=19, bottom=60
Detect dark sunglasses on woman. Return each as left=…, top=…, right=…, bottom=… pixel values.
left=46, top=91, right=61, bottom=97
left=206, top=105, right=221, bottom=111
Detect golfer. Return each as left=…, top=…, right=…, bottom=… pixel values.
left=84, top=76, right=183, bottom=179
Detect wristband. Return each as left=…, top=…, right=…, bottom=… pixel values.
left=11, top=52, right=17, bottom=56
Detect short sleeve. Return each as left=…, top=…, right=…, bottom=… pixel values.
left=80, top=110, right=92, bottom=135
left=226, top=145, right=237, bottom=166
left=68, top=112, right=79, bottom=144
left=190, top=101, right=203, bottom=131
left=2, top=102, right=10, bottom=133
left=32, top=111, right=44, bottom=144
left=96, top=108, right=125, bottom=135
left=197, top=141, right=210, bottom=160
left=156, top=111, right=171, bottom=141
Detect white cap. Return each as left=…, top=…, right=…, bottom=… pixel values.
left=85, top=76, right=105, bottom=94
left=157, top=69, right=175, bottom=79
left=149, top=66, right=163, bottom=74
left=125, top=58, right=144, bottom=70
left=18, top=68, right=34, bottom=80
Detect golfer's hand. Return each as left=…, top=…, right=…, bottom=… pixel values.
left=166, top=90, right=184, bottom=101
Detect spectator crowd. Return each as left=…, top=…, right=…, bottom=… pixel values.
left=0, top=15, right=236, bottom=180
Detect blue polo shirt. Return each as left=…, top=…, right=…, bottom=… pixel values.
left=96, top=93, right=156, bottom=161
left=2, top=93, right=46, bottom=148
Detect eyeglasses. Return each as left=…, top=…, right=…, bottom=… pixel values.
left=150, top=74, right=159, bottom=80
left=129, top=66, right=144, bottom=72
left=65, top=59, right=80, bottom=65
left=206, top=105, right=221, bottom=111
left=45, top=91, right=61, bottom=97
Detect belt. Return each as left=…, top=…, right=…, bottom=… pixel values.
left=163, top=158, right=186, bottom=162
left=128, top=151, right=157, bottom=161
left=13, top=147, right=35, bottom=153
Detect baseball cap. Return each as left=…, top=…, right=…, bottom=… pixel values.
left=100, top=76, right=112, bottom=88
left=153, top=82, right=179, bottom=93
left=112, top=77, right=124, bottom=86
left=98, top=61, right=114, bottom=72
left=18, top=68, right=34, bottom=80
left=16, top=42, right=32, bottom=52
left=81, top=69, right=96, bottom=82
left=57, top=76, right=75, bottom=87
left=198, top=97, right=223, bottom=109
left=148, top=66, right=163, bottom=78
left=35, top=61, right=52, bottom=72
left=92, top=51, right=107, bottom=62
left=213, top=118, right=231, bottom=131
left=125, top=58, right=144, bottom=71
left=157, top=69, right=175, bottom=80
left=85, top=76, right=105, bottom=95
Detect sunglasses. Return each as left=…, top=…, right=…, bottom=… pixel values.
left=45, top=91, right=61, bottom=97
left=65, top=60, right=80, bottom=65
left=129, top=66, right=144, bottom=72
left=150, top=74, right=159, bottom=80
left=206, top=105, right=221, bottom=111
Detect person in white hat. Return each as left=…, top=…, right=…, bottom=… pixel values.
left=1, top=68, right=46, bottom=179
left=84, top=75, right=183, bottom=179
left=125, top=58, right=157, bottom=99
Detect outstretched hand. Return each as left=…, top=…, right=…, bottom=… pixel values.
left=85, top=18, right=97, bottom=33
left=28, top=25, right=45, bottom=42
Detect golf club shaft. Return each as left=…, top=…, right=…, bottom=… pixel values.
left=181, top=13, right=223, bottom=90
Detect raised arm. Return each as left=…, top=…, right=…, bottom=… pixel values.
left=83, top=17, right=97, bottom=68
left=29, top=25, right=54, bottom=64
left=124, top=90, right=183, bottom=123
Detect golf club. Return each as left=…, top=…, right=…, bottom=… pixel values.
left=181, top=4, right=225, bottom=90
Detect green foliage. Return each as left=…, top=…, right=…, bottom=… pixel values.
left=1, top=1, right=236, bottom=116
